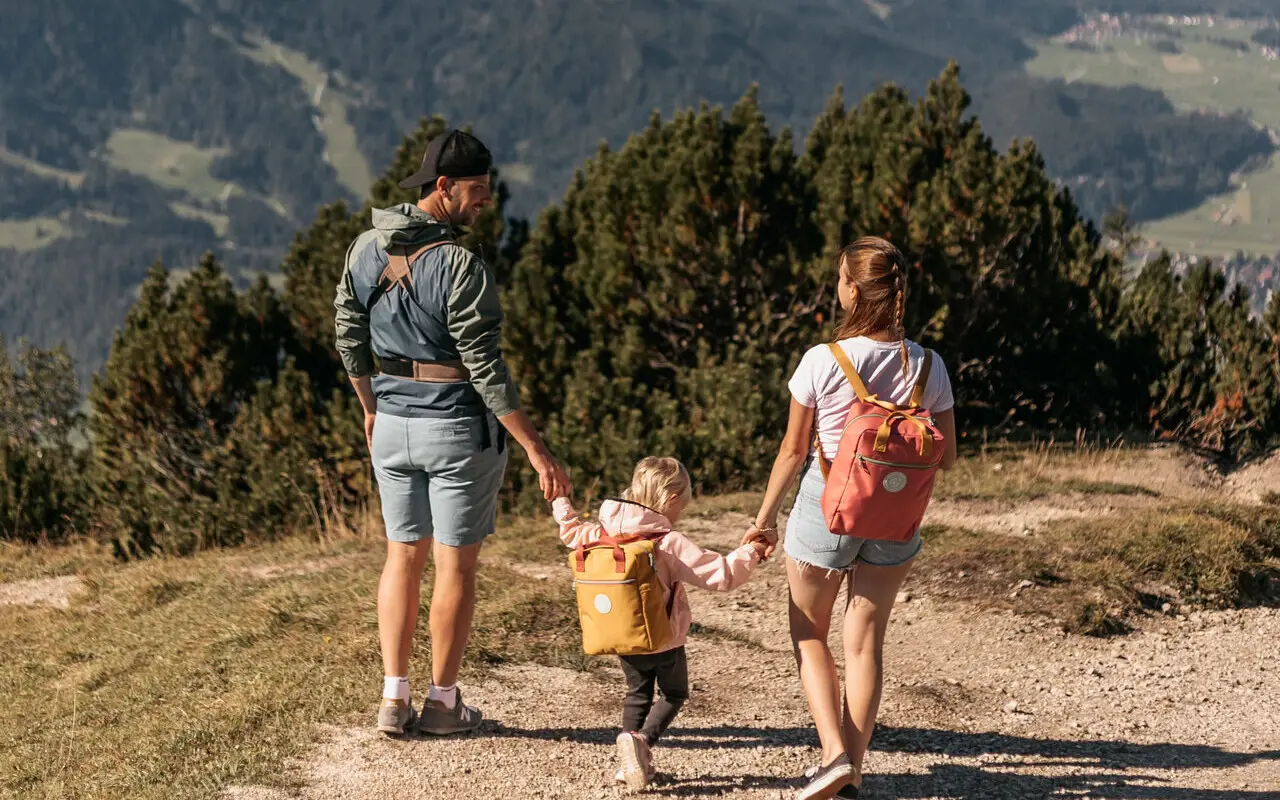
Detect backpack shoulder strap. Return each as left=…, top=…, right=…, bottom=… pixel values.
left=910, top=349, right=934, bottom=409
left=378, top=239, right=454, bottom=294
left=826, top=342, right=872, bottom=400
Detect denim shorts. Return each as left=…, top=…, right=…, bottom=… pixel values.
left=784, top=460, right=923, bottom=572
left=371, top=413, right=507, bottom=547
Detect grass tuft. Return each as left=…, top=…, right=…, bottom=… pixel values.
left=913, top=504, right=1280, bottom=636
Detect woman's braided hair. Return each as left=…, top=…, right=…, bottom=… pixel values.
left=832, top=236, right=910, bottom=375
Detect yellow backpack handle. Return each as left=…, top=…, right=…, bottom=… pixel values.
left=573, top=532, right=670, bottom=573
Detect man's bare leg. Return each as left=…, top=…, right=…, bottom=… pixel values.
left=429, top=539, right=483, bottom=691
left=376, top=538, right=433, bottom=734
left=378, top=539, right=433, bottom=677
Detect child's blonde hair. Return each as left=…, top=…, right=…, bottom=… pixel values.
left=621, top=456, right=692, bottom=512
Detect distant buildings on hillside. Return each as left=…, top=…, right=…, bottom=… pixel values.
left=1056, top=12, right=1278, bottom=62
left=1133, top=248, right=1280, bottom=316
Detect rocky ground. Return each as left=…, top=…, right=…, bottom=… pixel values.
left=222, top=496, right=1280, bottom=799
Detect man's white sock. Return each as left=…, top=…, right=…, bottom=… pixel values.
left=383, top=676, right=410, bottom=702
left=429, top=683, right=458, bottom=708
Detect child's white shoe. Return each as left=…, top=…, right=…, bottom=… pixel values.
left=616, top=731, right=652, bottom=789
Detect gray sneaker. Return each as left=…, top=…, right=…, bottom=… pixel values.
left=797, top=753, right=855, bottom=800
left=417, top=690, right=483, bottom=736
left=804, top=764, right=859, bottom=798
left=376, top=697, right=417, bottom=736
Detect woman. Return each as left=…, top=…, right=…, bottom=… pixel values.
left=748, top=237, right=958, bottom=799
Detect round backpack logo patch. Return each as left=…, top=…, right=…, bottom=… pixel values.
left=594, top=594, right=613, bottom=614
left=883, top=471, right=908, bottom=493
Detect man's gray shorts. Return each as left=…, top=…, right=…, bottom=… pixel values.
left=371, top=413, right=507, bottom=547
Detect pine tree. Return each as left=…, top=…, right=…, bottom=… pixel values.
left=0, top=337, right=85, bottom=542
left=1120, top=255, right=1212, bottom=440
left=802, top=63, right=1125, bottom=429
left=1119, top=255, right=1277, bottom=455
left=1265, top=290, right=1280, bottom=443
left=89, top=256, right=299, bottom=555
left=498, top=89, right=822, bottom=506
left=1195, top=282, right=1277, bottom=453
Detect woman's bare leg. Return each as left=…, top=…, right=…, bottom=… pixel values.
left=787, top=556, right=849, bottom=765
left=841, top=559, right=914, bottom=786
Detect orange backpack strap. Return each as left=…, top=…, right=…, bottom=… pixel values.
left=817, top=343, right=867, bottom=480
left=910, top=349, right=934, bottom=409
left=874, top=411, right=934, bottom=457
left=378, top=239, right=453, bottom=294
left=814, top=428, right=831, bottom=480
left=826, top=343, right=872, bottom=400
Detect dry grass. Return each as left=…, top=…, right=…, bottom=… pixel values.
left=0, top=525, right=582, bottom=800
left=932, top=439, right=1164, bottom=502
left=0, top=538, right=115, bottom=584
left=912, top=503, right=1280, bottom=636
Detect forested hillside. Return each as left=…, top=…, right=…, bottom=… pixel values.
left=5, top=67, right=1278, bottom=552
left=1, top=0, right=1276, bottom=377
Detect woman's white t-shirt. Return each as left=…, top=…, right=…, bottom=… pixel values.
left=788, top=338, right=954, bottom=461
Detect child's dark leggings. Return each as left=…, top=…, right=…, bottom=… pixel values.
left=619, top=646, right=688, bottom=744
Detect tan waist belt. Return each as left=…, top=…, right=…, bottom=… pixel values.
left=380, top=358, right=470, bottom=383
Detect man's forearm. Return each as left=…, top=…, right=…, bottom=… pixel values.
left=496, top=409, right=549, bottom=458
left=349, top=375, right=377, bottom=416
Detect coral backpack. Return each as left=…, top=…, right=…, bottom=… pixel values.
left=816, top=343, right=944, bottom=541
left=569, top=533, right=675, bottom=656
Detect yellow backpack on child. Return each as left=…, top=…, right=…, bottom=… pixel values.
left=569, top=533, right=674, bottom=655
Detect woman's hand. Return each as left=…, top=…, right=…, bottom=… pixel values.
left=742, top=522, right=778, bottom=559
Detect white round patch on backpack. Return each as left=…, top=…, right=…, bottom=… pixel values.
left=882, top=471, right=908, bottom=493
left=594, top=594, right=612, bottom=614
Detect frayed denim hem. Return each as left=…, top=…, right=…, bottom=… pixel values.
left=786, top=553, right=856, bottom=581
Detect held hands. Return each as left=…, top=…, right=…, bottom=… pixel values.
left=529, top=448, right=572, bottom=501
left=742, top=522, right=778, bottom=561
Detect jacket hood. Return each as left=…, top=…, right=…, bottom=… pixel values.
left=597, top=499, right=672, bottom=537
left=370, top=203, right=453, bottom=249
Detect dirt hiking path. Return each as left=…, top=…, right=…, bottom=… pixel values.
left=226, top=504, right=1280, bottom=800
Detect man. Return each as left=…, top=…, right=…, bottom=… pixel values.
left=334, top=129, right=570, bottom=737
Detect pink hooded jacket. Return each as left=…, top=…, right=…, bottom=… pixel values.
left=553, top=497, right=762, bottom=652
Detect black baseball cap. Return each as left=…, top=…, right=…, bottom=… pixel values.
left=398, top=129, right=493, bottom=189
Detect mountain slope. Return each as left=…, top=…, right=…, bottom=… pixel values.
left=0, top=0, right=1273, bottom=378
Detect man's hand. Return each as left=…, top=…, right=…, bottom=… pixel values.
left=496, top=410, right=572, bottom=500
left=364, top=412, right=377, bottom=455
left=349, top=375, right=378, bottom=455
left=529, top=449, right=571, bottom=501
